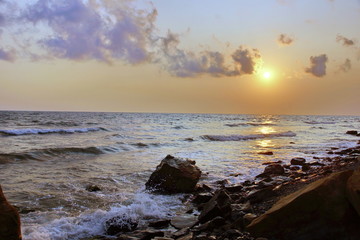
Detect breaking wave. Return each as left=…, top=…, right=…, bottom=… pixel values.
left=303, top=121, right=335, bottom=125
left=0, top=127, right=105, bottom=136
left=225, top=122, right=276, bottom=127
left=202, top=131, right=296, bottom=141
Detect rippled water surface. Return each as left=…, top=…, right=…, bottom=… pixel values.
left=0, top=111, right=359, bottom=239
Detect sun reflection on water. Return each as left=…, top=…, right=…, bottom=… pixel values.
left=258, top=126, right=276, bottom=135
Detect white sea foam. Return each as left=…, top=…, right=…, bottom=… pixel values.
left=303, top=121, right=335, bottom=125
left=225, top=122, right=276, bottom=127
left=0, top=127, right=103, bottom=136
left=22, top=191, right=180, bottom=240
left=202, top=131, right=296, bottom=141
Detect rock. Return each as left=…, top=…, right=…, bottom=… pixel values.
left=258, top=151, right=273, bottom=155
left=215, top=179, right=230, bottom=186
left=346, top=168, right=360, bottom=216
left=177, top=232, right=193, bottom=240
left=184, top=138, right=194, bottom=141
left=246, top=187, right=276, bottom=204
left=0, top=185, right=22, bottom=240
left=247, top=170, right=360, bottom=240
left=192, top=193, right=213, bottom=204
left=198, top=190, right=232, bottom=223
left=262, top=160, right=282, bottom=165
left=257, top=164, right=284, bottom=178
left=290, top=157, right=306, bottom=166
left=145, top=155, right=201, bottom=193
left=85, top=184, right=101, bottom=192
left=301, top=164, right=311, bottom=171
left=118, top=230, right=164, bottom=240
left=195, top=216, right=226, bottom=231
left=346, top=130, right=358, bottom=135
left=224, top=184, right=243, bottom=193
left=104, top=215, right=138, bottom=235
left=196, top=184, right=213, bottom=192
left=243, top=213, right=257, bottom=226
left=170, top=214, right=198, bottom=229
left=148, top=219, right=171, bottom=229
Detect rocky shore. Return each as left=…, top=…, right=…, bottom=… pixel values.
left=1, top=132, right=360, bottom=240
left=78, top=132, right=360, bottom=240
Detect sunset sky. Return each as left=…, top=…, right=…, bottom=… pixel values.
left=0, top=0, right=359, bottom=115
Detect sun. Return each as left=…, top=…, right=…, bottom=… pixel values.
left=263, top=71, right=271, bottom=79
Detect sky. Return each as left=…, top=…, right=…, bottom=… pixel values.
left=0, top=0, right=360, bottom=115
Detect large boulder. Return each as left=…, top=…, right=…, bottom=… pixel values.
left=0, top=185, right=22, bottom=240
left=247, top=170, right=360, bottom=240
left=346, top=168, right=360, bottom=216
left=145, top=155, right=201, bottom=193
left=104, top=215, right=138, bottom=235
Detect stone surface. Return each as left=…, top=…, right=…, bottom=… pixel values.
left=346, top=130, right=358, bottom=135
left=247, top=170, right=360, bottom=240
left=148, top=219, right=171, bottom=229
left=257, top=164, right=284, bottom=178
left=170, top=214, right=198, bottom=229
left=346, top=168, right=360, bottom=216
left=0, top=185, right=22, bottom=240
left=104, top=215, right=138, bottom=235
left=290, top=157, right=306, bottom=166
left=85, top=184, right=101, bottom=192
left=198, top=190, right=232, bottom=223
left=145, top=155, right=201, bottom=193
left=258, top=151, right=273, bottom=155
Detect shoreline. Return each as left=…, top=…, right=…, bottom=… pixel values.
left=79, top=135, right=360, bottom=239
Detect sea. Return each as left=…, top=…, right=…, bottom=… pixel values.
left=0, top=111, right=359, bottom=240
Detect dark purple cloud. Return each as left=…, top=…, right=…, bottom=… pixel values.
left=160, top=32, right=261, bottom=77
left=277, top=34, right=294, bottom=45
left=305, top=54, right=328, bottom=77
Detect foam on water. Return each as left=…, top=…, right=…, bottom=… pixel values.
left=0, top=127, right=104, bottom=136
left=22, top=191, right=181, bottom=240
left=202, top=131, right=296, bottom=141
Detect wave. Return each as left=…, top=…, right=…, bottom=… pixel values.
left=303, top=121, right=335, bottom=125
left=0, top=147, right=106, bottom=163
left=0, top=127, right=105, bottom=136
left=225, top=122, right=276, bottom=127
left=202, top=131, right=296, bottom=141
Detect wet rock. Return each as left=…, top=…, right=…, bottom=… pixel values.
left=196, top=184, right=213, bottom=192
left=346, top=130, right=358, bottom=135
left=145, top=155, right=201, bottom=193
left=225, top=184, right=243, bottom=193
left=247, top=170, right=360, bottom=240
left=289, top=166, right=300, bottom=171
left=195, top=216, right=226, bottom=231
left=177, top=232, right=193, bottom=240
left=118, top=230, right=164, bottom=240
left=301, top=164, right=311, bottom=171
left=290, top=157, right=306, bottom=166
left=148, top=219, right=171, bottom=229
left=246, top=187, right=276, bottom=204
left=0, top=185, right=22, bottom=240
left=215, top=179, right=230, bottom=186
left=85, top=184, right=101, bottom=192
left=198, top=190, right=232, bottom=223
left=257, top=164, right=284, bottom=178
left=184, top=138, right=194, bottom=141
left=104, top=215, right=138, bottom=235
left=258, top=151, right=273, bottom=155
left=192, top=193, right=213, bottom=204
left=170, top=214, right=197, bottom=229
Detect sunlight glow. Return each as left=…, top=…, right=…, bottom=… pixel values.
left=263, top=72, right=271, bottom=79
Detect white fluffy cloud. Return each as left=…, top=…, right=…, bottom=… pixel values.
left=305, top=54, right=328, bottom=77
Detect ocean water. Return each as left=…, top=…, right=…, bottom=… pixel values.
left=0, top=111, right=359, bottom=240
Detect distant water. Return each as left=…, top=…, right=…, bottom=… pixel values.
left=0, top=111, right=359, bottom=240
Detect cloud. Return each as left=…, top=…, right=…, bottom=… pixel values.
left=337, top=58, right=351, bottom=73
left=336, top=34, right=355, bottom=47
left=0, top=0, right=262, bottom=78
left=277, top=34, right=294, bottom=45
left=20, top=0, right=157, bottom=64
left=160, top=32, right=261, bottom=78
left=0, top=48, right=15, bottom=61
left=305, top=54, right=328, bottom=77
